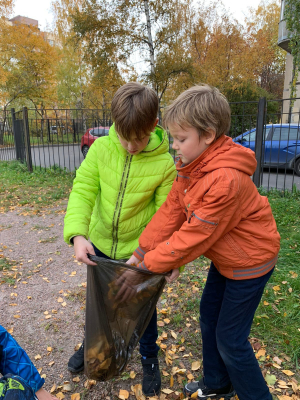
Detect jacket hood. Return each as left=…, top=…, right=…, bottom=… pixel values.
left=109, top=123, right=170, bottom=157
left=177, top=135, right=257, bottom=177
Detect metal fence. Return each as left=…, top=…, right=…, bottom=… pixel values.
left=1, top=98, right=300, bottom=192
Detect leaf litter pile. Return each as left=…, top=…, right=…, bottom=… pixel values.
left=0, top=180, right=300, bottom=399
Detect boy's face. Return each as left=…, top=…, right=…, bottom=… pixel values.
left=118, top=134, right=151, bottom=154
left=169, top=123, right=216, bottom=165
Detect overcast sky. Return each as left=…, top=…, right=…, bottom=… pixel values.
left=13, top=0, right=278, bottom=31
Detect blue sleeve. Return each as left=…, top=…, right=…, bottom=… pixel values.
left=0, top=326, right=44, bottom=393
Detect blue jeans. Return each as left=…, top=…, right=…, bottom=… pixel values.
left=200, top=262, right=274, bottom=400
left=92, top=244, right=159, bottom=358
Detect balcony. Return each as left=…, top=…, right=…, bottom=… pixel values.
left=278, top=19, right=291, bottom=52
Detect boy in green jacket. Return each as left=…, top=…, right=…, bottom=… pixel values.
left=64, top=82, right=177, bottom=396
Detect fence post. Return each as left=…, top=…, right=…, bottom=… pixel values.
left=253, top=97, right=266, bottom=188
left=11, top=108, right=25, bottom=163
left=22, top=107, right=33, bottom=172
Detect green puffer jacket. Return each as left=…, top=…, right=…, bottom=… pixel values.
left=64, top=124, right=176, bottom=259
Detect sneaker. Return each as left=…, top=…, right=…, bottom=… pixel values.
left=141, top=357, right=161, bottom=396
left=68, top=341, right=84, bottom=373
left=184, top=377, right=236, bottom=399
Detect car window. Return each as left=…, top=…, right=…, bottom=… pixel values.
left=92, top=128, right=108, bottom=137
left=272, top=127, right=300, bottom=141
left=241, top=127, right=271, bottom=142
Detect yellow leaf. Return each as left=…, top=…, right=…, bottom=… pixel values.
left=71, top=394, right=80, bottom=400
left=187, top=373, right=194, bottom=380
left=57, top=297, right=63, bottom=303
left=170, top=375, right=174, bottom=387
left=164, top=318, right=170, bottom=324
left=162, top=389, right=173, bottom=394
left=255, top=349, right=266, bottom=359
left=157, top=321, right=165, bottom=327
left=272, top=285, right=280, bottom=291
left=282, top=370, right=294, bottom=376
left=191, top=392, right=198, bottom=399
left=162, top=370, right=169, bottom=376
left=171, top=330, right=177, bottom=339
left=191, top=361, right=201, bottom=370
left=263, top=301, right=269, bottom=306
left=13, top=315, right=20, bottom=319
left=56, top=393, right=65, bottom=400
left=132, top=384, right=145, bottom=400
left=47, top=347, right=53, bottom=352
left=50, top=384, right=56, bottom=393
left=119, top=389, right=129, bottom=399
left=49, top=361, right=55, bottom=367
left=35, top=354, right=41, bottom=360
left=62, top=302, right=67, bottom=307
left=130, top=371, right=136, bottom=379
left=7, top=328, right=13, bottom=334
left=73, top=377, right=80, bottom=382
left=45, top=315, right=52, bottom=319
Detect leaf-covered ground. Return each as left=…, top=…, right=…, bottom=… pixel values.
left=0, top=161, right=299, bottom=399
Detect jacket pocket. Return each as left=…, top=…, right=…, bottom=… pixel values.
left=223, top=232, right=251, bottom=262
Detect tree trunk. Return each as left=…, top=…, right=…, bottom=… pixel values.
left=144, top=0, right=155, bottom=85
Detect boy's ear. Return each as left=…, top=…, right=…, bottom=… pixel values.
left=153, top=117, right=159, bottom=129
left=205, top=129, right=216, bottom=145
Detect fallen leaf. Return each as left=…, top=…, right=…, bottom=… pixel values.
left=72, top=377, right=80, bottom=383
left=47, top=347, right=53, bottom=352
left=273, top=356, right=282, bottom=365
left=171, top=331, right=177, bottom=339
left=56, top=393, right=65, bottom=400
left=164, top=318, right=170, bottom=324
left=191, top=392, right=198, bottom=399
left=7, top=328, right=13, bottom=334
left=130, top=371, right=136, bottom=379
left=71, top=394, right=80, bottom=400
left=50, top=384, right=56, bottom=393
left=57, top=297, right=63, bottom=303
left=282, top=370, right=294, bottom=376
left=13, top=315, right=20, bottom=319
left=132, top=384, right=145, bottom=400
left=49, top=361, right=55, bottom=367
left=170, top=375, right=174, bottom=387
left=272, top=285, right=280, bottom=292
left=119, top=389, right=129, bottom=399
left=157, top=321, right=165, bottom=327
left=162, top=370, right=169, bottom=377
left=162, top=389, right=173, bottom=394
left=255, top=349, right=266, bottom=359
left=191, top=361, right=201, bottom=371
left=35, top=354, right=41, bottom=360
left=61, top=302, right=67, bottom=307
left=187, top=373, right=194, bottom=380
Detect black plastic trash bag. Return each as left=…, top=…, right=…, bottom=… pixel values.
left=84, top=255, right=166, bottom=381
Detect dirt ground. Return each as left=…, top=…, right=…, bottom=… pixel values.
left=0, top=202, right=152, bottom=399
left=0, top=202, right=209, bottom=400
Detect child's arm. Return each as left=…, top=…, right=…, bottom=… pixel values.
left=64, top=143, right=100, bottom=245
left=0, top=326, right=45, bottom=393
left=154, top=157, right=177, bottom=211
left=133, top=185, right=186, bottom=260
left=136, top=183, right=241, bottom=274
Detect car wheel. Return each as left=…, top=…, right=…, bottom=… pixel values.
left=82, top=145, right=89, bottom=158
left=294, top=158, right=300, bottom=177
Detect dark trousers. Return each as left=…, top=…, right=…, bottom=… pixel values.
left=200, top=262, right=274, bottom=400
left=92, top=244, right=159, bottom=358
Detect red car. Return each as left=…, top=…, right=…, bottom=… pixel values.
left=81, top=126, right=110, bottom=158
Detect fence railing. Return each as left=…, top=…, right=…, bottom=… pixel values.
left=1, top=98, right=300, bottom=192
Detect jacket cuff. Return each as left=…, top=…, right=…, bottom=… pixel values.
left=137, top=260, right=150, bottom=271
left=133, top=246, right=147, bottom=261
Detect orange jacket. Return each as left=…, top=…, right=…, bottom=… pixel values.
left=133, top=135, right=280, bottom=279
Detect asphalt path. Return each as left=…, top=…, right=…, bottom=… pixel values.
left=1, top=144, right=300, bottom=191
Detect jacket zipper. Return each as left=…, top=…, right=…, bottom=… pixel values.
left=110, top=154, right=133, bottom=258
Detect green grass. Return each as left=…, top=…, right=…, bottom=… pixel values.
left=0, top=160, right=74, bottom=212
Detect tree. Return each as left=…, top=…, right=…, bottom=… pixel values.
left=284, top=0, right=300, bottom=99
left=70, top=0, right=193, bottom=100
left=0, top=0, right=14, bottom=17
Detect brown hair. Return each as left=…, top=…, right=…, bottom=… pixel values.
left=163, top=84, right=231, bottom=139
left=111, top=82, right=159, bottom=141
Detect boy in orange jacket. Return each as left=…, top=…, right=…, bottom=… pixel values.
left=121, top=85, right=280, bottom=400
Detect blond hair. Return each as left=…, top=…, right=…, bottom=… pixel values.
left=163, top=84, right=231, bottom=139
left=111, top=82, right=159, bottom=141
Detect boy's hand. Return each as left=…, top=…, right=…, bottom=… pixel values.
left=126, top=254, right=140, bottom=266
left=115, top=270, right=145, bottom=303
left=73, top=236, right=97, bottom=266
left=36, top=388, right=59, bottom=400
left=165, top=269, right=180, bottom=283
